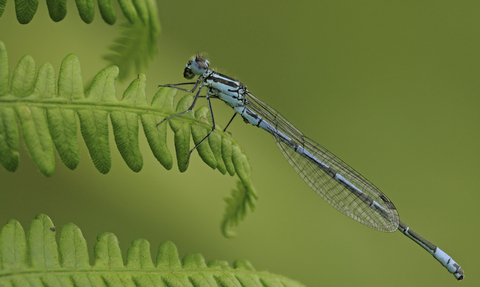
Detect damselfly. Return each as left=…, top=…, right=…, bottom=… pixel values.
left=157, top=55, right=464, bottom=280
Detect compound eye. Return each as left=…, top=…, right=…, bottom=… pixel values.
left=183, top=67, right=195, bottom=79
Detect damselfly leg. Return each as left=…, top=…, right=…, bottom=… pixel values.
left=186, top=96, right=217, bottom=163
left=223, top=113, right=238, bottom=132
left=156, top=79, right=204, bottom=127
left=158, top=79, right=202, bottom=93
left=157, top=78, right=219, bottom=164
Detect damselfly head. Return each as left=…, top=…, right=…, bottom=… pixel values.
left=183, top=55, right=210, bottom=79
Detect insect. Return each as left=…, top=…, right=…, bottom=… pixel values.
left=157, top=55, right=464, bottom=280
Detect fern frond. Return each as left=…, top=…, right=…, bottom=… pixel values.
left=104, top=0, right=161, bottom=81
left=222, top=181, right=258, bottom=238
left=2, top=0, right=161, bottom=83
left=0, top=41, right=256, bottom=236
left=0, top=214, right=306, bottom=287
left=1, top=0, right=156, bottom=24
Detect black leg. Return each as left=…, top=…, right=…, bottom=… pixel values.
left=186, top=96, right=216, bottom=164
left=223, top=113, right=238, bottom=132
left=156, top=84, right=205, bottom=127
left=158, top=75, right=204, bottom=93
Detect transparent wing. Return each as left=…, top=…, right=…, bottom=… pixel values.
left=245, top=92, right=399, bottom=232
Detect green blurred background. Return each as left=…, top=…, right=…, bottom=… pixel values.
left=0, top=1, right=479, bottom=286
